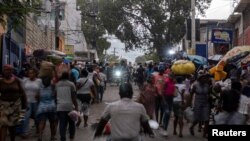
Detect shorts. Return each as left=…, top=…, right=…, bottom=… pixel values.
left=77, top=94, right=91, bottom=104
left=173, top=101, right=184, bottom=118
left=77, top=94, right=91, bottom=116
left=37, top=112, right=57, bottom=122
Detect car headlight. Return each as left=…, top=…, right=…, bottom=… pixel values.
left=115, top=71, right=121, bottom=76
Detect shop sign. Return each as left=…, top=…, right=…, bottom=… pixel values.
left=211, top=29, right=233, bottom=44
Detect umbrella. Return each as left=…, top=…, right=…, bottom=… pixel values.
left=208, top=54, right=223, bottom=62
left=51, top=50, right=66, bottom=56
left=187, top=55, right=207, bottom=65
left=64, top=56, right=74, bottom=61
left=63, top=59, right=72, bottom=64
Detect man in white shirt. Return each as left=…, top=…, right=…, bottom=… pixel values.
left=94, top=83, right=154, bottom=141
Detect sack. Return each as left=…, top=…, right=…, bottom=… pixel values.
left=39, top=61, right=54, bottom=78
left=184, top=107, right=194, bottom=123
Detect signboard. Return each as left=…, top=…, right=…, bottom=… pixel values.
left=64, top=45, right=74, bottom=55
left=196, top=44, right=207, bottom=58
left=211, top=29, right=233, bottom=44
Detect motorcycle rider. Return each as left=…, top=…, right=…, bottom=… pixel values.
left=94, top=83, right=154, bottom=141
left=118, top=60, right=131, bottom=83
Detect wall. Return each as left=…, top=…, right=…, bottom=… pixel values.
left=25, top=16, right=54, bottom=54
left=60, top=0, right=88, bottom=53
left=236, top=4, right=250, bottom=46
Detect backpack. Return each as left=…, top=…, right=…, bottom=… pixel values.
left=164, top=78, right=176, bottom=96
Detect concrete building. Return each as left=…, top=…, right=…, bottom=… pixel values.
left=227, top=0, right=250, bottom=46
left=37, top=0, right=98, bottom=61
left=59, top=0, right=98, bottom=61
left=183, top=19, right=232, bottom=59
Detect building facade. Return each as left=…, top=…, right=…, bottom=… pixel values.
left=183, top=19, right=232, bottom=59
left=228, top=0, right=250, bottom=46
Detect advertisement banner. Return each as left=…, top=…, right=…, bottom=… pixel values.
left=211, top=29, right=233, bottom=44
left=64, top=45, right=74, bottom=55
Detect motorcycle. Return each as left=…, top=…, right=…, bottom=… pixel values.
left=111, top=69, right=130, bottom=86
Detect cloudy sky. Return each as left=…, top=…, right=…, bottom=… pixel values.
left=107, top=0, right=234, bottom=63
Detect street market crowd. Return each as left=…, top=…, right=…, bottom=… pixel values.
left=0, top=58, right=250, bottom=141
left=0, top=59, right=108, bottom=141
left=133, top=61, right=249, bottom=139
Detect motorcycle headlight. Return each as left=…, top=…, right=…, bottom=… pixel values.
left=115, top=71, right=121, bottom=76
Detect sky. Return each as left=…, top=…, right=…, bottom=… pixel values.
left=107, top=0, right=234, bottom=63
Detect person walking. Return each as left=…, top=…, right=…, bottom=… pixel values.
left=214, top=83, right=246, bottom=125
left=22, top=68, right=42, bottom=137
left=55, top=72, right=78, bottom=141
left=173, top=77, right=186, bottom=138
left=160, top=73, right=175, bottom=137
left=36, top=77, right=57, bottom=141
left=189, top=73, right=210, bottom=138
left=0, top=64, right=27, bottom=141
left=76, top=69, right=96, bottom=127
left=153, top=68, right=166, bottom=125
left=138, top=75, right=157, bottom=119
left=98, top=67, right=107, bottom=102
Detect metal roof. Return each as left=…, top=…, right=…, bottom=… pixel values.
left=227, top=13, right=241, bottom=23
left=234, top=0, right=250, bottom=12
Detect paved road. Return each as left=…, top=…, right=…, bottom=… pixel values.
left=12, top=84, right=207, bottom=141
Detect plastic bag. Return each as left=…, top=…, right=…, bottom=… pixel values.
left=184, top=107, right=194, bottom=123
left=68, top=110, right=80, bottom=122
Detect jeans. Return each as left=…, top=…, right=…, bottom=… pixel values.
left=98, top=86, right=105, bottom=102
left=23, top=102, right=38, bottom=135
left=163, top=96, right=174, bottom=130
left=57, top=111, right=76, bottom=141
left=155, top=96, right=164, bottom=124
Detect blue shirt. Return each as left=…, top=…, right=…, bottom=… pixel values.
left=37, top=85, right=56, bottom=115
left=71, top=68, right=80, bottom=81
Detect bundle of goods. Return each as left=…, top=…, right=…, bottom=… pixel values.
left=38, top=61, right=54, bottom=78
left=171, top=60, right=196, bottom=75
left=209, top=45, right=250, bottom=81
left=46, top=55, right=63, bottom=65
left=56, top=63, right=70, bottom=78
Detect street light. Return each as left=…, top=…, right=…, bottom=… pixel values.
left=168, top=50, right=175, bottom=55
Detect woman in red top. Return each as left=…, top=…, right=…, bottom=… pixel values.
left=139, top=75, right=158, bottom=119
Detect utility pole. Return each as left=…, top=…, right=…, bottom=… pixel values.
left=54, top=0, right=60, bottom=50
left=114, top=48, right=116, bottom=57
left=7, top=17, right=13, bottom=64
left=191, top=0, right=196, bottom=54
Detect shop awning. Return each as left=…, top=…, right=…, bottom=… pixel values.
left=208, top=55, right=223, bottom=61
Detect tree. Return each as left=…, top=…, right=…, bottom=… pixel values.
left=98, top=0, right=212, bottom=60
left=135, top=55, right=146, bottom=64
left=77, top=0, right=111, bottom=61
left=0, top=0, right=41, bottom=29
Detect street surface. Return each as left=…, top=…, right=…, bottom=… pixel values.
left=13, top=84, right=207, bottom=141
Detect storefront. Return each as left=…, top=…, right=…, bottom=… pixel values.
left=211, top=28, right=233, bottom=55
